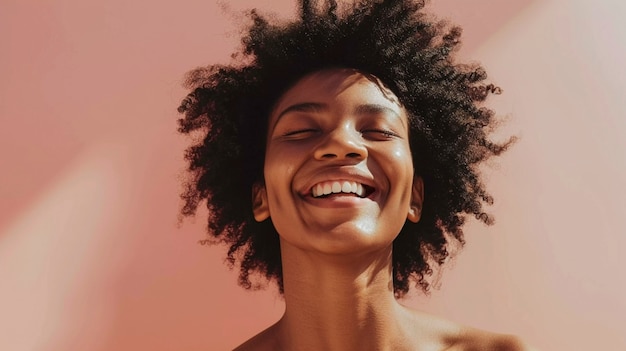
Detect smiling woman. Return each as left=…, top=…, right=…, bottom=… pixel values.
left=177, top=0, right=532, bottom=350
left=255, top=69, right=421, bottom=258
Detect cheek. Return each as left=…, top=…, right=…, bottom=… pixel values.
left=262, top=147, right=300, bottom=208
left=264, top=141, right=312, bottom=177
left=387, top=144, right=414, bottom=175
left=385, top=144, right=415, bottom=202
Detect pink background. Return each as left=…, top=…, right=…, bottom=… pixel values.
left=1, top=0, right=625, bottom=350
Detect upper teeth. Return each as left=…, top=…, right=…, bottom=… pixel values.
left=311, top=181, right=366, bottom=198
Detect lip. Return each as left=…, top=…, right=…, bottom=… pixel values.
left=301, top=192, right=377, bottom=208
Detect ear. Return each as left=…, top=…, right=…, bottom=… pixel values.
left=252, top=182, right=270, bottom=222
left=407, top=176, right=424, bottom=223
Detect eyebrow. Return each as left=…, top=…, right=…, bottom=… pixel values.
left=355, top=104, right=406, bottom=130
left=276, top=102, right=328, bottom=120
left=354, top=104, right=401, bottom=119
left=272, top=102, right=328, bottom=130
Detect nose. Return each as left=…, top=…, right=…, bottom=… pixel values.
left=313, top=126, right=367, bottom=161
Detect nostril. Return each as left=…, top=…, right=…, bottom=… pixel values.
left=346, top=152, right=361, bottom=158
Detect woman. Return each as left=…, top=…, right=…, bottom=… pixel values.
left=177, top=1, right=534, bottom=350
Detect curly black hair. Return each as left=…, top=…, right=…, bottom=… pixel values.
left=177, top=0, right=514, bottom=297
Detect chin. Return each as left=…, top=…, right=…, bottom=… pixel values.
left=297, top=222, right=397, bottom=256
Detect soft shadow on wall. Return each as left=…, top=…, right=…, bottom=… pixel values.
left=3, top=1, right=626, bottom=351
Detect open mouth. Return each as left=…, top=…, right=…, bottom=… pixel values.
left=310, top=180, right=375, bottom=198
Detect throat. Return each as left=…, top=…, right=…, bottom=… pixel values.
left=280, top=246, right=398, bottom=333
left=276, top=242, right=411, bottom=350
left=279, top=292, right=406, bottom=351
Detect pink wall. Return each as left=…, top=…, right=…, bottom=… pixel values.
left=1, top=1, right=625, bottom=350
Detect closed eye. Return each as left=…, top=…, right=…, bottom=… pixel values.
left=282, top=129, right=320, bottom=139
left=362, top=129, right=400, bottom=139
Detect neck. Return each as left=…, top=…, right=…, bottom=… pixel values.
left=275, top=240, right=409, bottom=351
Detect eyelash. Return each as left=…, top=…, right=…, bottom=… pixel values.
left=282, top=128, right=399, bottom=139
left=283, top=129, right=318, bottom=137
left=362, top=129, right=399, bottom=138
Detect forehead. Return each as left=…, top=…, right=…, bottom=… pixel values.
left=270, top=68, right=404, bottom=120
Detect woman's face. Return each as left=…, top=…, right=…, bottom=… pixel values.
left=252, top=68, right=423, bottom=256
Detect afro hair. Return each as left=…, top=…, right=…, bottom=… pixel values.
left=177, top=0, right=514, bottom=297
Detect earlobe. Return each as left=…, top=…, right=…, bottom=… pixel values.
left=407, top=176, right=424, bottom=223
left=252, top=182, right=270, bottom=222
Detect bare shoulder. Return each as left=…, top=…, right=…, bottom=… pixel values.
left=449, top=327, right=538, bottom=351
left=232, top=323, right=280, bottom=351
left=401, top=308, right=537, bottom=351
